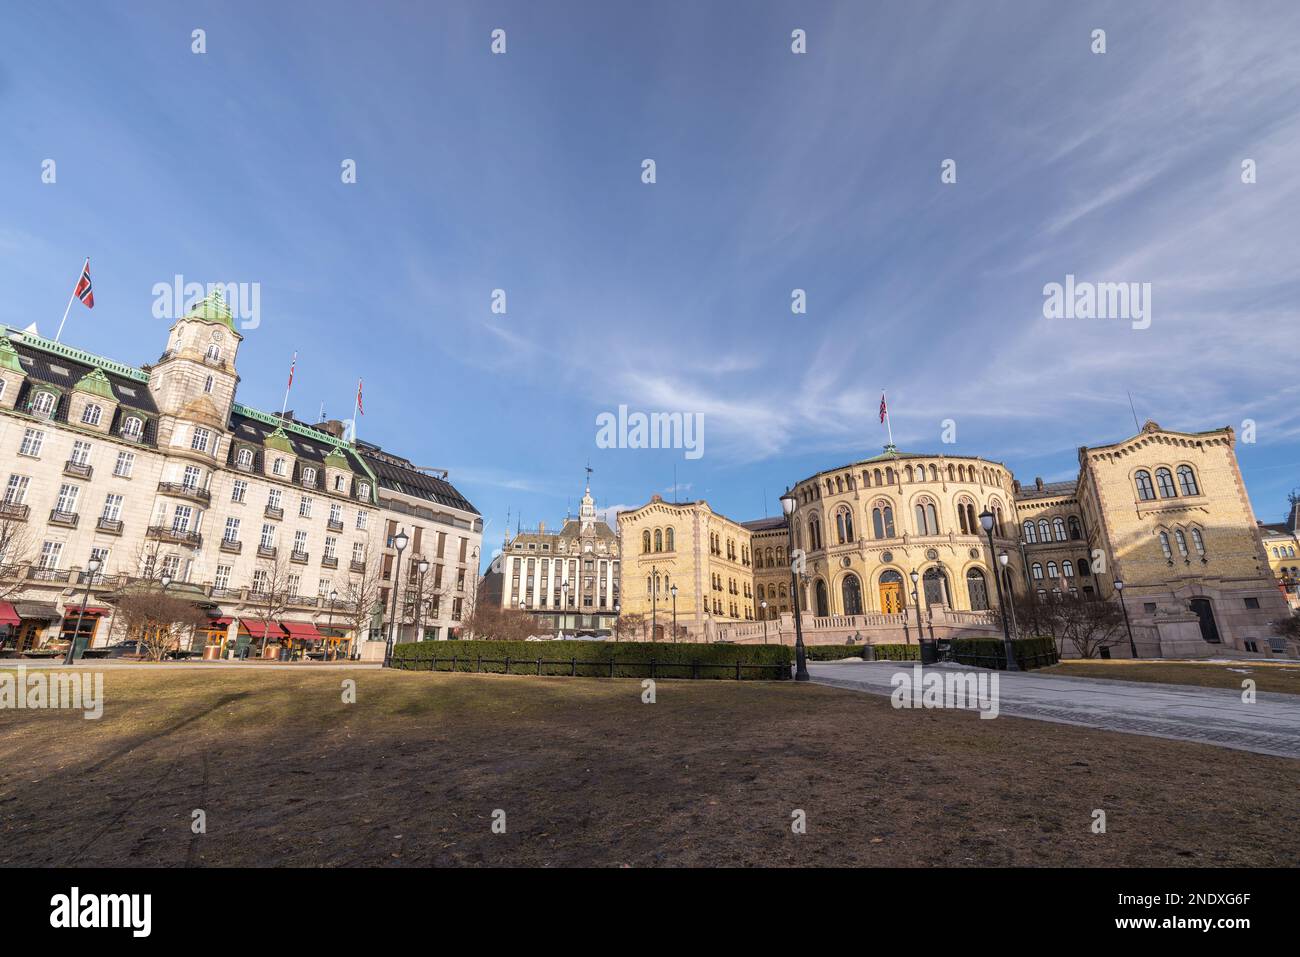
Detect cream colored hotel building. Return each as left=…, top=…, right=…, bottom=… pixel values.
left=0, top=292, right=481, bottom=655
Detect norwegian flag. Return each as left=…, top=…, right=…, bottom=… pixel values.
left=74, top=259, right=94, bottom=308
left=287, top=352, right=297, bottom=389
left=356, top=378, right=364, bottom=415
left=878, top=393, right=888, bottom=423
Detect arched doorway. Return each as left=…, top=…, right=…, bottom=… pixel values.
left=966, top=568, right=990, bottom=611
left=922, top=567, right=950, bottom=609
left=841, top=573, right=863, bottom=616
left=1189, top=598, right=1221, bottom=644
left=814, top=579, right=829, bottom=617
left=878, top=570, right=903, bottom=614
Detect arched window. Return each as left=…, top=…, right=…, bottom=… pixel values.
left=904, top=466, right=914, bottom=483
left=994, top=504, right=1004, bottom=535
left=237, top=448, right=253, bottom=469
left=957, top=502, right=971, bottom=535
left=1046, top=561, right=1058, bottom=579
left=841, top=574, right=863, bottom=616
left=31, top=391, right=56, bottom=417
left=1190, top=527, right=1205, bottom=556
left=1062, top=560, right=1074, bottom=578
left=1155, top=468, right=1176, bottom=498
left=665, top=527, right=674, bottom=551
left=929, top=465, right=938, bottom=482
left=873, top=468, right=882, bottom=485
left=642, top=530, right=651, bottom=554
left=1078, top=555, right=1092, bottom=576
left=1023, top=520, right=1037, bottom=544
left=885, top=467, right=895, bottom=485
left=948, top=464, right=956, bottom=481
left=81, top=404, right=102, bottom=426
left=1135, top=470, right=1156, bottom=501
left=965, top=503, right=977, bottom=536
left=206, top=344, right=222, bottom=362
left=272, top=458, right=287, bottom=476
left=1031, top=563, right=1044, bottom=580
left=1175, top=529, right=1189, bottom=558
left=814, top=580, right=829, bottom=617
left=835, top=506, right=854, bottom=544
left=654, top=529, right=663, bottom=552
left=966, top=568, right=989, bottom=610
left=1068, top=516, right=1081, bottom=540
left=872, top=504, right=895, bottom=539
left=808, top=517, right=822, bottom=551
left=922, top=567, right=949, bottom=607
left=1053, top=517, right=1067, bottom=541
left=1177, top=466, right=1199, bottom=496
left=302, top=467, right=317, bottom=486
left=915, top=502, right=937, bottom=536
left=1038, top=519, right=1051, bottom=542
left=1158, top=531, right=1172, bottom=560
left=122, top=416, right=143, bottom=439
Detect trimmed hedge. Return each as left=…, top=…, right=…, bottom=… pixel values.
left=803, top=644, right=868, bottom=661
left=389, top=639, right=792, bottom=680
left=950, top=637, right=1057, bottom=670
left=872, top=643, right=921, bottom=661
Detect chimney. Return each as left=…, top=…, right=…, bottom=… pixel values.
left=539, top=521, right=546, bottom=534
left=1012, top=479, right=1021, bottom=494
left=1034, top=476, right=1044, bottom=491
left=319, top=419, right=346, bottom=438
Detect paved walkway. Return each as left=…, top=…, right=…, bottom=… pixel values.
left=810, top=660, right=1300, bottom=759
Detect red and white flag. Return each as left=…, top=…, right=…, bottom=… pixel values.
left=287, top=352, right=297, bottom=389
left=356, top=378, right=364, bottom=416
left=74, top=259, right=94, bottom=309
left=878, top=393, right=888, bottom=423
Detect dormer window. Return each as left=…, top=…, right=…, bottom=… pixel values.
left=357, top=481, right=370, bottom=500
left=334, top=475, right=346, bottom=491
left=272, top=457, right=287, bottom=476
left=236, top=448, right=254, bottom=470
left=30, top=391, right=56, bottom=418
left=81, top=404, right=103, bottom=426
left=302, top=467, right=317, bottom=486
left=206, top=344, right=221, bottom=363
left=121, top=416, right=144, bottom=439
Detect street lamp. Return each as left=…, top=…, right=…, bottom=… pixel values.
left=64, top=555, right=103, bottom=665
left=760, top=599, right=768, bottom=644
left=650, top=564, right=657, bottom=642
left=415, top=559, right=430, bottom=641
left=908, top=569, right=922, bottom=648
left=613, top=601, right=620, bottom=642
left=779, top=489, right=809, bottom=682
left=1114, top=579, right=1138, bottom=659
left=384, top=527, right=409, bottom=667
left=559, top=580, right=569, bottom=639
left=670, top=583, right=678, bottom=643
left=998, top=550, right=1018, bottom=640
left=980, top=509, right=1018, bottom=671
left=326, top=589, right=338, bottom=660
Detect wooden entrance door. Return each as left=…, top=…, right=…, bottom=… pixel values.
left=879, top=581, right=902, bottom=614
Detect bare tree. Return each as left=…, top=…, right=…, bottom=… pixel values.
left=338, top=538, right=384, bottom=656
left=0, top=514, right=36, bottom=602
left=615, top=611, right=645, bottom=643
left=108, top=584, right=210, bottom=661
left=246, top=551, right=294, bottom=657
left=1272, top=613, right=1300, bottom=644
left=1012, top=591, right=1125, bottom=658
left=459, top=602, right=536, bottom=641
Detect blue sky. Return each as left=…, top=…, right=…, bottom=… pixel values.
left=4, top=1, right=1299, bottom=565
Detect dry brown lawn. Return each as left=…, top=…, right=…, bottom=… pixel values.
left=1042, top=659, right=1300, bottom=695
left=1, top=667, right=1297, bottom=867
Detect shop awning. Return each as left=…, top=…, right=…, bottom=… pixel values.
left=63, top=606, right=110, bottom=617
left=13, top=602, right=60, bottom=621
left=280, top=620, right=324, bottom=641
left=238, top=620, right=282, bottom=640
left=0, top=602, right=19, bottom=628
left=206, top=616, right=235, bottom=629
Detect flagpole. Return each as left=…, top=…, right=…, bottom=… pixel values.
left=54, top=258, right=88, bottom=343
left=883, top=389, right=895, bottom=448
left=280, top=352, right=296, bottom=419
left=351, top=379, right=360, bottom=444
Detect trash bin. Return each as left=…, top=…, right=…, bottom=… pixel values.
left=862, top=644, right=876, bottom=661
left=919, top=639, right=938, bottom=665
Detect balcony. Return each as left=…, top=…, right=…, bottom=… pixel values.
left=49, top=509, right=80, bottom=528
left=321, top=555, right=338, bottom=569
left=146, top=526, right=202, bottom=548
left=264, top=505, right=284, bottom=520
left=158, top=481, right=210, bottom=505
left=257, top=545, right=277, bottom=559
left=327, top=518, right=344, bottom=532
left=220, top=538, right=243, bottom=554
left=350, top=560, right=366, bottom=574
left=28, top=566, right=71, bottom=582
left=64, top=459, right=93, bottom=479
left=0, top=501, right=30, bottom=521
left=291, top=549, right=309, bottom=564
left=96, top=516, right=124, bottom=535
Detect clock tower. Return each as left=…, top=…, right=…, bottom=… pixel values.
left=147, top=290, right=242, bottom=448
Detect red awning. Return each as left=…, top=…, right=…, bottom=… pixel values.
left=206, top=617, right=234, bottom=629
left=239, top=620, right=282, bottom=640
left=280, top=620, right=324, bottom=641
left=0, top=602, right=19, bottom=628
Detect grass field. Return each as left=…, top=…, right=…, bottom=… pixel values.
left=1042, top=659, right=1300, bottom=695
left=1, top=667, right=1297, bottom=867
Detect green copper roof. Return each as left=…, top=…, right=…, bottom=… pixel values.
left=323, top=446, right=351, bottom=469
left=184, top=289, right=239, bottom=332
left=73, top=367, right=115, bottom=399
left=263, top=426, right=294, bottom=454
left=0, top=336, right=24, bottom=374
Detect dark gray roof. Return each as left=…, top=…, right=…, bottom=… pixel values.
left=359, top=443, right=479, bottom=514
left=1015, top=480, right=1078, bottom=501
left=226, top=412, right=370, bottom=489
left=742, top=516, right=787, bottom=532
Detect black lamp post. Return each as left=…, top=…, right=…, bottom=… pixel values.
left=64, top=555, right=103, bottom=665
left=908, top=569, right=922, bottom=649
left=326, top=588, right=338, bottom=660
left=760, top=599, right=768, bottom=644
left=415, top=559, right=430, bottom=641
left=998, top=551, right=1017, bottom=639
left=384, top=527, right=409, bottom=667
left=980, top=509, right=1018, bottom=671
left=650, top=564, right=658, bottom=642
left=779, top=489, right=809, bottom=682
left=1115, top=579, right=1138, bottom=658
left=559, top=580, right=569, bottom=639
left=670, top=583, right=678, bottom=643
